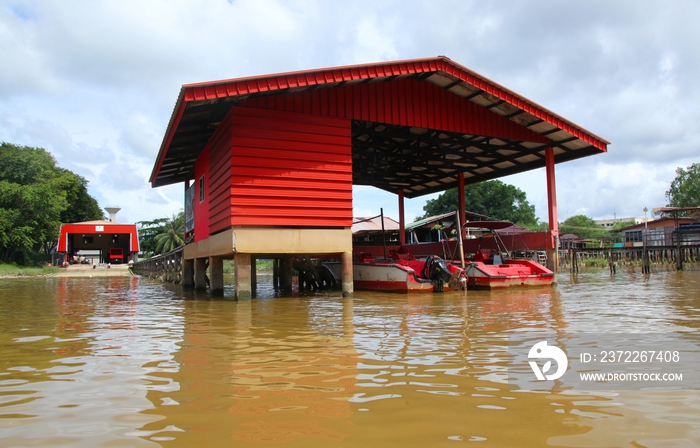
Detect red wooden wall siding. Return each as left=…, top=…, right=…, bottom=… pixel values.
left=241, top=77, right=550, bottom=144
left=193, top=144, right=210, bottom=242
left=207, top=108, right=235, bottom=235
left=208, top=107, right=352, bottom=233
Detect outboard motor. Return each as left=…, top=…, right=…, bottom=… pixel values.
left=423, top=255, right=454, bottom=292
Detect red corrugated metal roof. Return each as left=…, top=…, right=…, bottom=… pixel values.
left=150, top=56, right=609, bottom=196
left=179, top=56, right=608, bottom=146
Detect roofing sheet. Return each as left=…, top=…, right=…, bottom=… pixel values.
left=352, top=216, right=400, bottom=234
left=151, top=56, right=609, bottom=198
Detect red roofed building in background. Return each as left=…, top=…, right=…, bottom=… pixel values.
left=57, top=206, right=139, bottom=265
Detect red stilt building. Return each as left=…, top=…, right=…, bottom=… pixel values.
left=149, top=56, right=609, bottom=298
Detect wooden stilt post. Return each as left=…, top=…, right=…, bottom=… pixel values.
left=282, top=256, right=294, bottom=292
left=251, top=256, right=257, bottom=296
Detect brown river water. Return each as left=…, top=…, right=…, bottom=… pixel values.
left=1, top=269, right=699, bottom=447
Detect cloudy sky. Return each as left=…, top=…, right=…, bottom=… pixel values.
left=1, top=0, right=697, bottom=225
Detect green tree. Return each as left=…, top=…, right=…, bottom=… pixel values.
left=154, top=213, right=184, bottom=254
left=665, top=162, right=700, bottom=208
left=58, top=169, right=104, bottom=224
left=420, top=180, right=540, bottom=226
left=137, top=217, right=169, bottom=257
left=0, top=181, right=65, bottom=262
left=611, top=220, right=636, bottom=231
left=559, top=215, right=608, bottom=240
left=521, top=221, right=549, bottom=232
left=0, top=142, right=102, bottom=263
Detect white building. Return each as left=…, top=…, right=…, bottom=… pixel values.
left=596, top=216, right=652, bottom=229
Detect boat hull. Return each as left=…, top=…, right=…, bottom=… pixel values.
left=325, top=261, right=436, bottom=293
left=466, top=259, right=554, bottom=290
left=325, top=256, right=553, bottom=293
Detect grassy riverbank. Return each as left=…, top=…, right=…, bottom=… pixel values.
left=0, top=263, right=63, bottom=277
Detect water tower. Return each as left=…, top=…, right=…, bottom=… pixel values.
left=105, top=206, right=121, bottom=223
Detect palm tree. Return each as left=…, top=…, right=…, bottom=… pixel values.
left=154, top=212, right=184, bottom=254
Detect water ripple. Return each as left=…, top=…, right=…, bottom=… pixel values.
left=0, top=270, right=698, bottom=446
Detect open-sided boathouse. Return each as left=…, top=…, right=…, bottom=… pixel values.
left=57, top=207, right=139, bottom=266
left=140, top=56, right=609, bottom=299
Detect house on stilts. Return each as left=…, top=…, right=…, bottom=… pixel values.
left=144, top=56, right=609, bottom=299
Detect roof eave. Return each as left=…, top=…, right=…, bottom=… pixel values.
left=150, top=86, right=188, bottom=187
left=150, top=56, right=610, bottom=188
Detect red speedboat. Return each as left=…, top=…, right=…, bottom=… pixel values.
left=328, top=213, right=555, bottom=293
left=325, top=251, right=466, bottom=293
left=325, top=248, right=553, bottom=293
left=464, top=248, right=554, bottom=289
left=405, top=217, right=555, bottom=290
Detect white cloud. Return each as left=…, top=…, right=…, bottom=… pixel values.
left=0, top=5, right=62, bottom=98
left=1, top=0, right=698, bottom=225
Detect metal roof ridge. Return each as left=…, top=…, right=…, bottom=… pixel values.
left=180, top=56, right=449, bottom=89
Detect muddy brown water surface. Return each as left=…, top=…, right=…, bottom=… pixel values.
left=1, top=270, right=699, bottom=447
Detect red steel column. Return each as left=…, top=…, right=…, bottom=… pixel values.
left=458, top=173, right=466, bottom=240
left=398, top=190, right=406, bottom=246
left=545, top=147, right=559, bottom=273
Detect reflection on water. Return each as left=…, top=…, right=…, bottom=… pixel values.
left=0, top=270, right=698, bottom=447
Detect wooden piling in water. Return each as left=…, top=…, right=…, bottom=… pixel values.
left=557, top=245, right=700, bottom=275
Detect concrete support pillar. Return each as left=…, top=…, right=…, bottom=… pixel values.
left=545, top=147, right=559, bottom=274
left=341, top=251, right=353, bottom=297
left=194, top=257, right=207, bottom=291
left=282, top=256, right=294, bottom=292
left=234, top=253, right=252, bottom=301
left=209, top=256, right=224, bottom=297
left=182, top=258, right=194, bottom=288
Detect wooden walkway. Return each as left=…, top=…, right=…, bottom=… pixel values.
left=132, top=246, right=184, bottom=283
